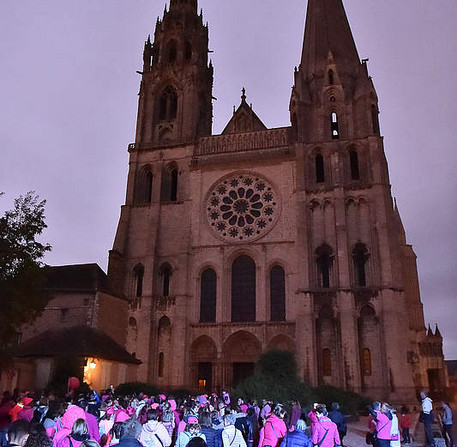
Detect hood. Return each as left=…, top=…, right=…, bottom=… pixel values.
left=62, top=405, right=86, bottom=430
left=143, top=420, right=160, bottom=433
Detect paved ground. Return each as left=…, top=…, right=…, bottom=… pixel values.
left=345, top=417, right=424, bottom=447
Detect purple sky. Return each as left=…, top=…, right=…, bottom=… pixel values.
left=1, top=1, right=456, bottom=358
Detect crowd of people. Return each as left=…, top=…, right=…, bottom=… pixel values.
left=366, top=392, right=454, bottom=447
left=0, top=387, right=453, bottom=447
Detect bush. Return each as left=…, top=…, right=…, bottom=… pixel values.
left=232, top=350, right=316, bottom=405
left=313, top=384, right=371, bottom=414
left=232, top=351, right=371, bottom=415
left=170, top=388, right=197, bottom=399
left=115, top=382, right=160, bottom=397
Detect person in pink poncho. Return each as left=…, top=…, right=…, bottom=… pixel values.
left=258, top=404, right=287, bottom=447
left=53, top=406, right=87, bottom=447
left=310, top=405, right=341, bottom=447
left=55, top=418, right=90, bottom=447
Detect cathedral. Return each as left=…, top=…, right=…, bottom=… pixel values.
left=105, top=0, right=446, bottom=401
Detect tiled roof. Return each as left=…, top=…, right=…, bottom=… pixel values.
left=44, top=263, right=125, bottom=299
left=14, top=326, right=141, bottom=364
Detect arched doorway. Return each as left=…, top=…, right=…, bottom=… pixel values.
left=190, top=336, right=217, bottom=392
left=223, top=331, right=261, bottom=387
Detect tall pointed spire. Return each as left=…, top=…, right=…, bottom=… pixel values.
left=169, top=0, right=197, bottom=13
left=300, top=0, right=360, bottom=79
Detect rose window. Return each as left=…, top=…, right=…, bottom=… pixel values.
left=206, top=173, right=280, bottom=243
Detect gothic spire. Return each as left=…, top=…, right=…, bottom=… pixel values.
left=300, top=0, right=360, bottom=79
left=169, top=0, right=197, bottom=13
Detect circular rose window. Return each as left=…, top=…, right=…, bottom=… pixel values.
left=206, top=173, right=280, bottom=243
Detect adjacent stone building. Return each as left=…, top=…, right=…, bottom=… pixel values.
left=2, top=265, right=140, bottom=393
left=106, top=0, right=445, bottom=401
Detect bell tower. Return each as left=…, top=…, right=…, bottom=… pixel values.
left=290, top=0, right=381, bottom=144
left=136, top=0, right=213, bottom=147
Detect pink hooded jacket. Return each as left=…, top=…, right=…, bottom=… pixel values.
left=372, top=411, right=392, bottom=441
left=310, top=417, right=340, bottom=447
left=259, top=414, right=287, bottom=447
left=307, top=411, right=319, bottom=437
left=53, top=406, right=87, bottom=447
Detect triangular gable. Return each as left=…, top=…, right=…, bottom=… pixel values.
left=222, top=88, right=267, bottom=134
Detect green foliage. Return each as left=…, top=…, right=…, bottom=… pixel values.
left=256, top=350, right=299, bottom=381
left=232, top=350, right=316, bottom=405
left=0, top=192, right=51, bottom=361
left=115, top=382, right=160, bottom=397
left=308, top=385, right=371, bottom=415
left=171, top=388, right=197, bottom=399
left=233, top=351, right=370, bottom=415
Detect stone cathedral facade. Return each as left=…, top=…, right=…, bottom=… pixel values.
left=107, top=0, right=446, bottom=401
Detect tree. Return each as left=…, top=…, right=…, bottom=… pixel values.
left=0, top=192, right=51, bottom=360
left=232, top=350, right=315, bottom=405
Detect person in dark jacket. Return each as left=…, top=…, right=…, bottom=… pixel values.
left=328, top=403, right=347, bottom=447
left=5, top=420, right=30, bottom=447
left=117, top=420, right=142, bottom=447
left=200, top=413, right=222, bottom=447
left=279, top=419, right=312, bottom=447
left=245, top=408, right=258, bottom=447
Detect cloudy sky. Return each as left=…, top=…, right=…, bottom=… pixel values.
left=1, top=1, right=456, bottom=357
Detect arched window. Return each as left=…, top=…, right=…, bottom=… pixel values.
left=371, top=104, right=380, bottom=135
left=291, top=113, right=298, bottom=141
left=167, top=40, right=177, bottom=63
left=350, top=150, right=360, bottom=180
left=270, top=265, right=285, bottom=321
left=353, top=243, right=369, bottom=286
left=158, top=86, right=178, bottom=122
left=231, top=255, right=256, bottom=322
left=170, top=168, right=178, bottom=201
left=362, top=348, right=372, bottom=376
left=316, top=244, right=333, bottom=288
left=158, top=315, right=171, bottom=334
left=322, top=348, right=332, bottom=376
left=146, top=172, right=153, bottom=202
left=158, top=352, right=164, bottom=377
left=331, top=112, right=339, bottom=139
left=160, top=265, right=172, bottom=296
left=133, top=264, right=144, bottom=297
left=328, top=70, right=334, bottom=85
left=315, top=154, right=325, bottom=183
left=200, top=268, right=216, bottom=323
left=161, top=163, right=179, bottom=203
left=135, top=166, right=153, bottom=204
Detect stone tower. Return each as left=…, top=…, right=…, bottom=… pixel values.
left=136, top=0, right=213, bottom=147
left=108, top=0, right=446, bottom=401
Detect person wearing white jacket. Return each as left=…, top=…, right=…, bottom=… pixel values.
left=222, top=414, right=247, bottom=447
left=140, top=409, right=172, bottom=447
left=390, top=407, right=401, bottom=447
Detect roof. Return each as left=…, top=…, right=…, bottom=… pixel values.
left=222, top=88, right=267, bottom=135
left=14, top=326, right=141, bottom=365
left=45, top=263, right=123, bottom=298
left=301, top=0, right=360, bottom=78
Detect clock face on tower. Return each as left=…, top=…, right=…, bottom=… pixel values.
left=205, top=172, right=281, bottom=243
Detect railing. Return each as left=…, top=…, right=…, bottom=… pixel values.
left=195, top=127, right=290, bottom=156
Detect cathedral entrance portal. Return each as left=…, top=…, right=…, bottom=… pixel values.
left=223, top=331, right=261, bottom=388
left=191, top=336, right=217, bottom=392
left=198, top=362, right=212, bottom=392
